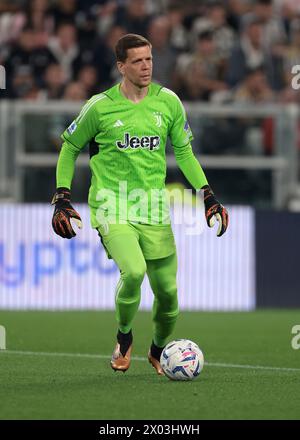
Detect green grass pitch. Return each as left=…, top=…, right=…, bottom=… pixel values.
left=0, top=310, right=299, bottom=420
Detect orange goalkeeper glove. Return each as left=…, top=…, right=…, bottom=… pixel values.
left=51, top=188, right=82, bottom=239
left=203, top=185, right=229, bottom=237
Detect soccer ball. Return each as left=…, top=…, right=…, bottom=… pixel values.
left=160, top=339, right=204, bottom=381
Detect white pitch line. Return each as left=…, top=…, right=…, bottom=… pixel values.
left=204, top=361, right=300, bottom=372
left=1, top=350, right=300, bottom=373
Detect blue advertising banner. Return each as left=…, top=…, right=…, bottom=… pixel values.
left=0, top=204, right=255, bottom=310
left=256, top=210, right=300, bottom=307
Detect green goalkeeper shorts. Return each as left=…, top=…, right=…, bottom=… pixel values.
left=97, top=221, right=176, bottom=260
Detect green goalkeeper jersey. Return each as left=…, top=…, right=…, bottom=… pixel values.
left=57, top=82, right=208, bottom=227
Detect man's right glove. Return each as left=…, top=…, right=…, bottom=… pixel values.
left=51, top=187, right=82, bottom=239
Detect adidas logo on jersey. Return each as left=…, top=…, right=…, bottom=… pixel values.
left=113, top=120, right=124, bottom=127
left=116, top=132, right=160, bottom=151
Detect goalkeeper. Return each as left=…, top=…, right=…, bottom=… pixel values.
left=51, top=34, right=228, bottom=375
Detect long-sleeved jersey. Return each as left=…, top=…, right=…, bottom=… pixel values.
left=56, top=82, right=208, bottom=226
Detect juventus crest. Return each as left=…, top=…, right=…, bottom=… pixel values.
left=153, top=111, right=163, bottom=128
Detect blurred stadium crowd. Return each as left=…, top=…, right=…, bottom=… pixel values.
left=1, top=0, right=300, bottom=103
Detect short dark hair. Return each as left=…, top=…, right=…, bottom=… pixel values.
left=198, top=29, right=214, bottom=41
left=207, top=0, right=224, bottom=9
left=257, top=0, right=272, bottom=5
left=115, top=33, right=151, bottom=62
left=245, top=65, right=265, bottom=77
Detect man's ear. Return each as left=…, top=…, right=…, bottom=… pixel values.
left=117, top=61, right=125, bottom=76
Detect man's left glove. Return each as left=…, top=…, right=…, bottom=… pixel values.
left=203, top=185, right=229, bottom=237
left=51, top=187, right=82, bottom=239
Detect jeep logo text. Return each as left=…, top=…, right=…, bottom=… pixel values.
left=116, top=133, right=160, bottom=151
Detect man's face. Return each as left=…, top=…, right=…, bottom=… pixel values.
left=247, top=71, right=266, bottom=93
left=256, top=4, right=273, bottom=21
left=247, top=23, right=262, bottom=47
left=118, top=45, right=153, bottom=88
